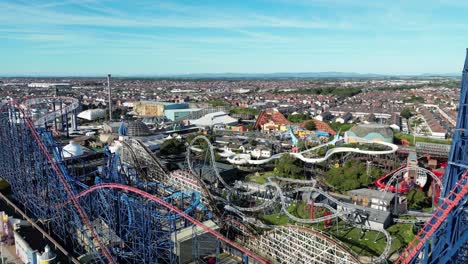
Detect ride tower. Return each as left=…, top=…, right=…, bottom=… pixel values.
left=428, top=49, right=468, bottom=263
left=397, top=50, right=468, bottom=264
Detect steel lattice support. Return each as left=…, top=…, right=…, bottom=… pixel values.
left=398, top=50, right=468, bottom=264
left=0, top=104, right=113, bottom=262
left=244, top=225, right=360, bottom=264
left=423, top=49, right=468, bottom=264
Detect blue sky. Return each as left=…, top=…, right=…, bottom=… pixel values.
left=1, top=0, right=468, bottom=76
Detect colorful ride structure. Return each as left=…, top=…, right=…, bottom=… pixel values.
left=395, top=50, right=468, bottom=264
left=0, top=99, right=267, bottom=263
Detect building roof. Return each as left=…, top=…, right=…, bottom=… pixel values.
left=348, top=188, right=396, bottom=203
left=300, top=120, right=336, bottom=136
left=190, top=111, right=238, bottom=127
left=127, top=120, right=151, bottom=137
left=62, top=141, right=84, bottom=158
left=77, top=109, right=106, bottom=121
left=254, top=109, right=289, bottom=129
left=348, top=124, right=393, bottom=139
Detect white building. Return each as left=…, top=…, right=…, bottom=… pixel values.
left=190, top=112, right=238, bottom=127
left=77, top=109, right=107, bottom=121
left=251, top=146, right=272, bottom=159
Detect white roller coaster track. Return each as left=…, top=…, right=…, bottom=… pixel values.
left=186, top=135, right=393, bottom=263
left=21, top=96, right=80, bottom=126
left=225, top=137, right=398, bottom=165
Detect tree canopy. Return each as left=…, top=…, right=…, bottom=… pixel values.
left=406, top=188, right=430, bottom=210
left=274, top=154, right=304, bottom=179
left=160, top=138, right=186, bottom=155
left=325, top=160, right=381, bottom=193
left=304, top=120, right=317, bottom=131
left=400, top=107, right=413, bottom=120
left=230, top=107, right=260, bottom=115
left=287, top=114, right=310, bottom=123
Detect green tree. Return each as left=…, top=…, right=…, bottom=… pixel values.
left=304, top=120, right=316, bottom=131
left=274, top=154, right=304, bottom=179
left=325, top=160, right=379, bottom=193
left=160, top=138, right=186, bottom=155
left=230, top=107, right=260, bottom=115
left=287, top=114, right=309, bottom=123
left=400, top=107, right=413, bottom=120
left=406, top=189, right=429, bottom=209
left=208, top=100, right=230, bottom=107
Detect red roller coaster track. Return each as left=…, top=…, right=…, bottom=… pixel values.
left=74, top=183, right=270, bottom=264
left=2, top=101, right=116, bottom=263
left=4, top=101, right=268, bottom=263
left=395, top=170, right=468, bottom=264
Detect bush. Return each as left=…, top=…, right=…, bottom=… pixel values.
left=400, top=107, right=413, bottom=120
left=287, top=114, right=309, bottom=123
left=160, top=138, right=186, bottom=155
left=304, top=120, right=316, bottom=131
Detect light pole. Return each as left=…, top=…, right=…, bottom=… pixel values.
left=107, top=74, right=112, bottom=121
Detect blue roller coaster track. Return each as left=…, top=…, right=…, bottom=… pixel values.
left=0, top=101, right=267, bottom=263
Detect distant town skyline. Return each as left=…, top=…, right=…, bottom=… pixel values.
left=1, top=0, right=468, bottom=76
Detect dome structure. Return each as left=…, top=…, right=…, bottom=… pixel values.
left=62, top=140, right=84, bottom=158
left=345, top=124, right=394, bottom=143
left=127, top=120, right=151, bottom=137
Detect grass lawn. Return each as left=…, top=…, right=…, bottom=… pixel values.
left=245, top=171, right=276, bottom=184
left=259, top=201, right=417, bottom=258
left=394, top=132, right=451, bottom=146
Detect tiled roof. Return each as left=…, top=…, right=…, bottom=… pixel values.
left=254, top=109, right=289, bottom=129
left=300, top=120, right=336, bottom=136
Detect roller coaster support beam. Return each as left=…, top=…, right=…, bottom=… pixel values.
left=4, top=101, right=115, bottom=264
left=75, top=183, right=270, bottom=264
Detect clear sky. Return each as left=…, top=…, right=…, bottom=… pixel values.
left=1, top=0, right=468, bottom=76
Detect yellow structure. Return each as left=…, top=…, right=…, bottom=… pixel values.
left=133, top=101, right=165, bottom=116
left=261, top=121, right=289, bottom=132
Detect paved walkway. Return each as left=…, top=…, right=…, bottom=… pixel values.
left=0, top=243, right=22, bottom=264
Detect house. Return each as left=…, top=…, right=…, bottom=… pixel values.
left=315, top=111, right=334, bottom=122
left=251, top=146, right=272, bottom=159
left=389, top=113, right=401, bottom=131
left=335, top=112, right=352, bottom=124
left=254, top=109, right=290, bottom=132
left=239, top=144, right=256, bottom=154
left=347, top=188, right=396, bottom=212
left=231, top=124, right=248, bottom=132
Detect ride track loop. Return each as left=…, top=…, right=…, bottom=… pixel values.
left=21, top=96, right=80, bottom=126
left=2, top=98, right=269, bottom=264
left=0, top=101, right=116, bottom=264
left=72, top=183, right=270, bottom=264
left=186, top=135, right=393, bottom=263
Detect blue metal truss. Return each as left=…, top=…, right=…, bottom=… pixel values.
left=418, top=49, right=468, bottom=263
left=0, top=99, right=222, bottom=264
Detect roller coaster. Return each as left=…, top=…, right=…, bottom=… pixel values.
left=0, top=99, right=267, bottom=264
left=183, top=135, right=393, bottom=263
left=0, top=50, right=467, bottom=264
left=224, top=135, right=399, bottom=165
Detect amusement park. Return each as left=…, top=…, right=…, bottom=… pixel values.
left=0, top=52, right=467, bottom=264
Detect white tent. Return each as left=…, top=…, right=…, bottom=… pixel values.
left=62, top=141, right=84, bottom=158
left=190, top=111, right=238, bottom=127
left=77, top=109, right=106, bottom=121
